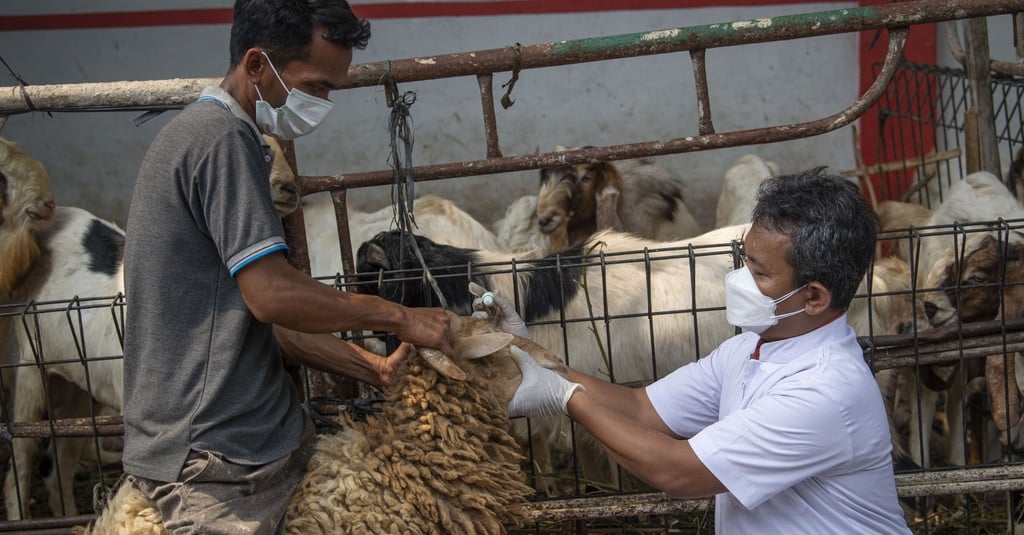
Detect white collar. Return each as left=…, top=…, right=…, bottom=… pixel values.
left=198, top=86, right=268, bottom=150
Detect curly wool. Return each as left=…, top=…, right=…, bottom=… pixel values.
left=285, top=357, right=532, bottom=534
left=77, top=353, right=532, bottom=535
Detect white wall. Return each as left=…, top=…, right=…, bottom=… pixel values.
left=0, top=2, right=1014, bottom=233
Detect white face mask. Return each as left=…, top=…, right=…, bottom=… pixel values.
left=725, top=266, right=807, bottom=334
left=254, top=51, right=334, bottom=140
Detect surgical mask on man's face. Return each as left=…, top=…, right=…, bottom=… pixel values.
left=253, top=51, right=334, bottom=140
left=724, top=266, right=807, bottom=334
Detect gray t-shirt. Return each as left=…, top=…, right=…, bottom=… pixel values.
left=123, top=87, right=307, bottom=483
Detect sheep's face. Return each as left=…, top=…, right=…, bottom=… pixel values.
left=262, top=135, right=301, bottom=218
left=0, top=137, right=55, bottom=232
left=420, top=314, right=565, bottom=408
left=921, top=234, right=1024, bottom=328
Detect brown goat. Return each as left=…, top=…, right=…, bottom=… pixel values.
left=535, top=149, right=701, bottom=252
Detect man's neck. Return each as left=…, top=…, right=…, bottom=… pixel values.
left=219, top=72, right=257, bottom=123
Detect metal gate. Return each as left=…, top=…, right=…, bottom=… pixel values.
left=1, top=1, right=1022, bottom=532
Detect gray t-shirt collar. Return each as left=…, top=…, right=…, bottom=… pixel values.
left=198, top=85, right=270, bottom=151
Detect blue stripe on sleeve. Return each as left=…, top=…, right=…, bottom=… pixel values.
left=229, top=243, right=290, bottom=277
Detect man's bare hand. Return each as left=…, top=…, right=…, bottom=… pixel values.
left=395, top=307, right=453, bottom=356
left=376, top=342, right=416, bottom=388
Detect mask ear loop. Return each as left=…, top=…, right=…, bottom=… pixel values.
left=260, top=51, right=291, bottom=92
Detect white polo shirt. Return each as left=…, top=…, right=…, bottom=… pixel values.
left=646, top=316, right=910, bottom=534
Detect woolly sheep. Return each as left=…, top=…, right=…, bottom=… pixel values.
left=75, top=313, right=557, bottom=535
left=354, top=224, right=748, bottom=491
left=303, top=192, right=503, bottom=278
left=532, top=149, right=702, bottom=254
left=714, top=153, right=781, bottom=228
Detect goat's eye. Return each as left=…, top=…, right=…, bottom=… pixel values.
left=966, top=275, right=986, bottom=284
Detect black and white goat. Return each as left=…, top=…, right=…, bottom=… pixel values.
left=355, top=224, right=748, bottom=492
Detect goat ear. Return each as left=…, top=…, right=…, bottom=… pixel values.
left=364, top=242, right=391, bottom=270
left=456, top=332, right=514, bottom=359
left=419, top=348, right=467, bottom=381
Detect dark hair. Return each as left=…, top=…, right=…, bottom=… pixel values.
left=751, top=167, right=879, bottom=310
left=229, top=0, right=371, bottom=68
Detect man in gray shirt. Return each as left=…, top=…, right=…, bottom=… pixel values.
left=122, top=1, right=452, bottom=532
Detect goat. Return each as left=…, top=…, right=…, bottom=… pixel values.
left=714, top=154, right=781, bottom=228
left=0, top=135, right=301, bottom=519
left=303, top=193, right=503, bottom=278
left=533, top=149, right=701, bottom=254
left=905, top=171, right=1024, bottom=469
left=354, top=224, right=748, bottom=492
left=76, top=314, right=555, bottom=535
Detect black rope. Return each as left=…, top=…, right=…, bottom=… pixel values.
left=500, top=42, right=522, bottom=109
left=382, top=60, right=450, bottom=310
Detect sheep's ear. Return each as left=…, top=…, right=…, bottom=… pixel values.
left=456, top=332, right=514, bottom=360
left=419, top=348, right=466, bottom=381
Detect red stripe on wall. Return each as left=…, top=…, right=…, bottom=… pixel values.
left=0, top=1, right=839, bottom=31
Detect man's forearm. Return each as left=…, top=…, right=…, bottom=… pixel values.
left=274, top=326, right=384, bottom=388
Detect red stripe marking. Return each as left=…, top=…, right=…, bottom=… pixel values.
left=0, top=1, right=843, bottom=31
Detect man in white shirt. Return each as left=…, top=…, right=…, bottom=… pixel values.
left=497, top=167, right=910, bottom=533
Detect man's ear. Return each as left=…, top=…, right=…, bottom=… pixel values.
left=802, top=281, right=833, bottom=316
left=243, top=48, right=266, bottom=84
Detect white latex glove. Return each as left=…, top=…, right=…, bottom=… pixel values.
left=468, top=282, right=530, bottom=339
left=507, top=345, right=584, bottom=418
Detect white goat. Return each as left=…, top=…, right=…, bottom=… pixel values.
left=905, top=171, right=1024, bottom=469
left=530, top=149, right=702, bottom=255
left=355, top=224, right=748, bottom=492
left=76, top=314, right=555, bottom=535
left=1, top=134, right=301, bottom=519
left=2, top=206, right=126, bottom=519
left=303, top=192, right=503, bottom=279
left=714, top=154, right=781, bottom=227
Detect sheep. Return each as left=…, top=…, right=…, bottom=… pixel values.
left=303, top=192, right=503, bottom=279
left=354, top=224, right=749, bottom=491
left=75, top=313, right=553, bottom=535
left=532, top=148, right=702, bottom=255
left=714, top=153, right=781, bottom=228
left=0, top=135, right=301, bottom=519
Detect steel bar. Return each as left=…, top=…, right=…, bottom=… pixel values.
left=476, top=74, right=502, bottom=159
left=302, top=27, right=906, bottom=193
left=690, top=49, right=714, bottom=136
left=518, top=465, right=1024, bottom=522
left=2, top=0, right=1019, bottom=115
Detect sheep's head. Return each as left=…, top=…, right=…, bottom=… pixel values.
left=419, top=313, right=565, bottom=408
left=0, top=137, right=56, bottom=294
left=263, top=135, right=301, bottom=218
left=920, top=233, right=1024, bottom=328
